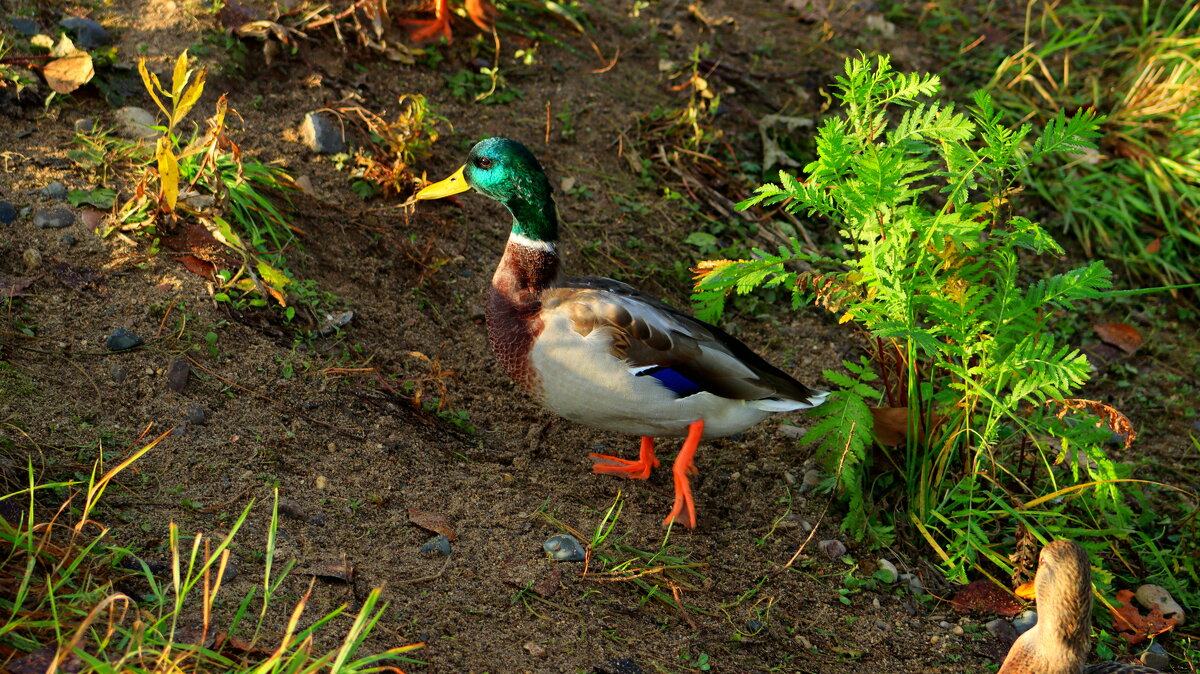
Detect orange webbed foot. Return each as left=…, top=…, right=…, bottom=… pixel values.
left=591, top=437, right=658, bottom=480
left=663, top=420, right=704, bottom=529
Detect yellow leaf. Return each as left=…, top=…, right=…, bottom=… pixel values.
left=173, top=67, right=207, bottom=127
left=171, top=49, right=191, bottom=99
left=156, top=137, right=180, bottom=211
left=43, top=52, right=94, bottom=94
left=207, top=216, right=245, bottom=251
left=138, top=58, right=170, bottom=119
left=838, top=312, right=856, bottom=324
left=256, top=260, right=292, bottom=291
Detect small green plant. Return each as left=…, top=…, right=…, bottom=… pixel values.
left=692, top=55, right=1161, bottom=591
left=444, top=68, right=522, bottom=104
left=330, top=94, right=448, bottom=198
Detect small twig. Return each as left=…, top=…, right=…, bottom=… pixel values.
left=199, top=485, right=255, bottom=513
left=778, top=422, right=857, bottom=572
left=396, top=556, right=452, bottom=585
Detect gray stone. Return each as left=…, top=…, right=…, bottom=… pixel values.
left=105, top=327, right=143, bottom=351
left=61, top=234, right=77, bottom=246
left=110, top=364, right=128, bottom=384
left=1012, top=610, right=1038, bottom=636
left=817, top=538, right=847, bottom=559
left=543, top=534, right=585, bottom=562
left=185, top=404, right=206, bottom=425
left=0, top=200, right=16, bottom=225
left=1140, top=642, right=1168, bottom=670
left=59, top=16, right=109, bottom=48
left=1136, top=584, right=1186, bottom=626
left=9, top=17, right=40, bottom=35
left=33, top=208, right=74, bottom=229
left=799, top=469, right=822, bottom=494
left=167, top=357, right=190, bottom=392
left=113, top=107, right=160, bottom=140
left=299, top=112, right=347, bottom=154
left=420, top=534, right=452, bottom=556
left=22, top=248, right=42, bottom=272
left=74, top=118, right=97, bottom=134
left=875, top=558, right=898, bottom=583
left=39, top=181, right=67, bottom=200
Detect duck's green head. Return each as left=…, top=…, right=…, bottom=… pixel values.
left=417, top=137, right=558, bottom=243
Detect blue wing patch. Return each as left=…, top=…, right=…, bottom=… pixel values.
left=636, top=366, right=703, bottom=398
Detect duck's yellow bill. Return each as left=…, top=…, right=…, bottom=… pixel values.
left=416, top=165, right=470, bottom=200
left=1014, top=580, right=1037, bottom=600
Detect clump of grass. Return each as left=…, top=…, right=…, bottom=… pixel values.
left=0, top=429, right=422, bottom=671
left=990, top=2, right=1200, bottom=284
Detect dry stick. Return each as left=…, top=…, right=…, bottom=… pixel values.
left=778, top=421, right=857, bottom=572
left=183, top=355, right=362, bottom=435
left=545, top=101, right=551, bottom=145
left=395, top=556, right=452, bottom=585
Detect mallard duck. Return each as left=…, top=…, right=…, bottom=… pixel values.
left=416, top=138, right=827, bottom=528
left=999, top=540, right=1162, bottom=674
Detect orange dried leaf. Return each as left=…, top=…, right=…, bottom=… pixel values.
left=407, top=508, right=456, bottom=541
left=1094, top=323, right=1143, bottom=354
left=465, top=0, right=498, bottom=30
left=1110, top=589, right=1178, bottom=645
left=950, top=579, right=1025, bottom=617
left=44, top=52, right=94, bottom=94
left=1145, top=237, right=1161, bottom=254
left=1014, top=580, right=1036, bottom=600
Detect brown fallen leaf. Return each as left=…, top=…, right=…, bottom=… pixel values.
left=1094, top=323, right=1143, bottom=355
left=1110, top=588, right=1177, bottom=645
left=309, top=561, right=354, bottom=583
left=43, top=52, right=94, bottom=94
left=950, top=579, right=1025, bottom=617
left=0, top=275, right=41, bottom=297
left=408, top=508, right=456, bottom=541
left=1145, top=237, right=1161, bottom=254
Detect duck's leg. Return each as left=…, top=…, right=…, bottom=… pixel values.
left=401, top=0, right=454, bottom=43
left=664, top=420, right=704, bottom=529
left=590, top=436, right=659, bottom=480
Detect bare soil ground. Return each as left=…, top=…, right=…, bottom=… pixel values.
left=2, top=0, right=1197, bottom=672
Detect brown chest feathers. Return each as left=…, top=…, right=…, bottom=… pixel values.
left=485, top=240, right=560, bottom=393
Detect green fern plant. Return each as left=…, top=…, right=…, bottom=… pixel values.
left=694, top=55, right=1122, bottom=576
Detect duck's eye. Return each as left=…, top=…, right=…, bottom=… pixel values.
left=475, top=156, right=494, bottom=170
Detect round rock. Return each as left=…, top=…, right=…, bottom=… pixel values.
left=185, top=404, right=206, bottom=425
left=9, top=17, right=41, bottom=35
left=817, top=538, right=847, bottom=559
left=1012, top=610, right=1038, bottom=636
left=33, top=208, right=75, bottom=229
left=875, top=558, right=898, bottom=583
left=59, top=16, right=110, bottom=48
left=419, top=534, right=452, bottom=556
left=38, top=181, right=67, bottom=200
left=1140, top=642, right=1168, bottom=670
left=1135, top=584, right=1185, bottom=626
left=299, top=112, right=347, bottom=154
left=543, top=534, right=585, bottom=562
left=0, top=200, right=16, bottom=225
left=22, top=248, right=42, bottom=272
left=113, top=107, right=160, bottom=140
left=105, top=327, right=144, bottom=351
left=985, top=618, right=1017, bottom=644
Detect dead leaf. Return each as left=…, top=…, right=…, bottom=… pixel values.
left=309, top=561, right=354, bottom=583
left=80, top=207, right=105, bottom=229
left=1110, top=589, right=1177, bottom=644
left=407, top=508, right=456, bottom=541
left=1146, top=237, right=1161, bottom=254
left=949, top=579, right=1025, bottom=617
left=1094, top=323, right=1143, bottom=354
left=870, top=407, right=908, bottom=446
left=43, top=52, right=94, bottom=94
left=53, top=262, right=103, bottom=291
left=465, top=0, right=497, bottom=31
left=0, top=275, right=41, bottom=297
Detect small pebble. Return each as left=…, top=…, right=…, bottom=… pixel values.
left=0, top=200, right=16, bottom=225
left=798, top=469, right=821, bottom=494
left=874, top=619, right=889, bottom=632
left=875, top=558, right=898, bottom=583
left=22, top=248, right=41, bottom=272
left=185, top=404, right=206, bottom=425
left=1012, top=610, right=1038, bottom=636
left=74, top=118, right=97, bottom=134
left=985, top=618, right=1017, bottom=644
left=522, top=641, right=546, bottom=658
left=543, top=534, right=586, bottom=562
left=59, top=16, right=110, bottom=48
left=951, top=625, right=964, bottom=636
left=1136, top=584, right=1186, bottom=626
left=745, top=618, right=764, bottom=634
left=38, top=181, right=67, bottom=200
left=1140, top=642, right=1169, bottom=670
left=316, top=310, right=354, bottom=337
left=166, top=357, right=190, bottom=392
left=61, top=234, right=77, bottom=246
left=110, top=364, right=128, bottom=384
left=907, top=574, right=925, bottom=596
left=299, top=112, right=347, bottom=154
left=778, top=424, right=805, bottom=439
left=420, top=534, right=452, bottom=556
left=105, top=327, right=144, bottom=351
left=33, top=208, right=75, bottom=229
left=939, top=621, right=952, bottom=629
left=817, top=539, right=846, bottom=559
left=113, top=107, right=160, bottom=140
